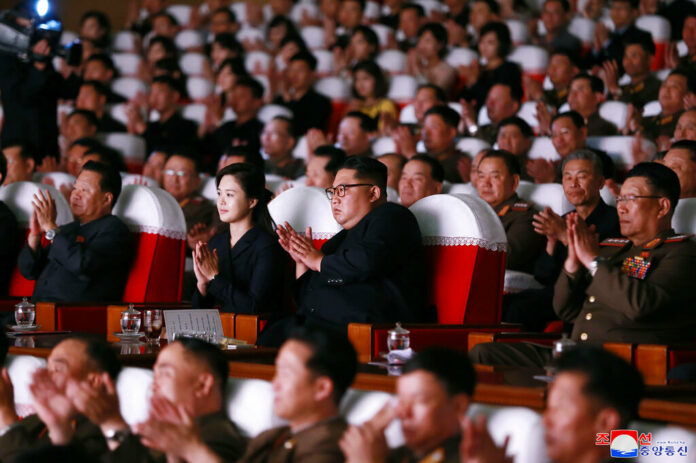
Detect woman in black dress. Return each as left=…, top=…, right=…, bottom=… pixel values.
left=192, top=163, right=285, bottom=314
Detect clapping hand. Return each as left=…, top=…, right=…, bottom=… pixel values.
left=32, top=190, right=57, bottom=233
left=526, top=159, right=556, bottom=184
left=567, top=213, right=600, bottom=268
left=193, top=242, right=219, bottom=291
left=0, top=368, right=18, bottom=428
left=339, top=402, right=395, bottom=463
left=460, top=415, right=512, bottom=463
left=532, top=207, right=567, bottom=245
left=277, top=222, right=323, bottom=272
left=29, top=368, right=77, bottom=445
left=66, top=373, right=124, bottom=431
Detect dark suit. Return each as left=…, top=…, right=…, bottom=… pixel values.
left=273, top=89, right=333, bottom=136
left=0, top=414, right=107, bottom=462
left=98, top=113, right=127, bottom=133
left=388, top=435, right=461, bottom=463
left=296, top=202, right=426, bottom=330
left=105, top=410, right=248, bottom=463
left=554, top=229, right=696, bottom=345
left=143, top=113, right=198, bottom=154
left=18, top=215, right=132, bottom=302
left=594, top=24, right=654, bottom=75
left=193, top=227, right=286, bottom=314
left=493, top=194, right=545, bottom=274
left=209, top=118, right=264, bottom=157
left=503, top=200, right=620, bottom=330
left=0, top=201, right=18, bottom=296
left=238, top=416, right=346, bottom=463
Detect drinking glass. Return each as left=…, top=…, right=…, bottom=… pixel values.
left=121, top=305, right=142, bottom=334
left=143, top=309, right=163, bottom=342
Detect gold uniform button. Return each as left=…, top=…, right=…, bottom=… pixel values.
left=588, top=296, right=596, bottom=303
left=580, top=333, right=588, bottom=341
left=585, top=313, right=592, bottom=321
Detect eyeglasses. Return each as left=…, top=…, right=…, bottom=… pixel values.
left=325, top=183, right=374, bottom=200
left=164, top=169, right=193, bottom=178
left=616, top=195, right=663, bottom=204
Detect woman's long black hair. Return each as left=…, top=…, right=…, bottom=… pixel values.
left=215, top=163, right=276, bottom=236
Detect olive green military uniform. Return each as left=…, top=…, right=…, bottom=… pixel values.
left=618, top=74, right=661, bottom=109
left=586, top=112, right=618, bottom=137
left=388, top=435, right=461, bottom=463
left=554, top=230, right=696, bottom=345
left=641, top=111, right=682, bottom=141
left=436, top=149, right=470, bottom=184
left=0, top=414, right=108, bottom=462
left=543, top=87, right=569, bottom=110
left=494, top=194, right=545, bottom=274
left=181, top=194, right=221, bottom=235
left=473, top=124, right=498, bottom=145
left=105, top=410, right=248, bottom=463
left=238, top=416, right=347, bottom=463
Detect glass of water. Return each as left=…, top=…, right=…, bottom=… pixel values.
left=143, top=309, right=163, bottom=343
left=120, top=305, right=141, bottom=334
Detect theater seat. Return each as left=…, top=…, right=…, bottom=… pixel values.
left=315, top=76, right=351, bottom=101
left=245, top=51, right=272, bottom=75
left=312, top=50, right=334, bottom=76
left=370, top=24, right=393, bottom=48
left=447, top=183, right=478, bottom=195
left=291, top=4, right=319, bottom=23
left=517, top=182, right=573, bottom=216
left=98, top=133, right=147, bottom=174
left=179, top=52, right=208, bottom=76
left=479, top=404, right=550, bottom=463
left=0, top=182, right=74, bottom=297
left=113, top=185, right=187, bottom=302
left=236, top=27, right=264, bottom=46
left=527, top=137, right=561, bottom=161
left=120, top=173, right=159, bottom=187
left=387, top=74, right=418, bottom=103
left=268, top=186, right=341, bottom=248
left=111, top=53, right=142, bottom=77
left=409, top=194, right=507, bottom=324
left=445, top=47, right=478, bottom=69
left=636, top=15, right=670, bottom=70
left=175, top=30, right=205, bottom=51
left=586, top=136, right=657, bottom=173
left=505, top=19, right=528, bottom=45
left=300, top=26, right=325, bottom=50
left=111, top=77, right=148, bottom=100
left=6, top=354, right=46, bottom=418
left=166, top=4, right=193, bottom=25
left=456, top=138, right=491, bottom=157
left=112, top=30, right=140, bottom=53
left=508, top=46, right=548, bottom=84
left=671, top=197, right=696, bottom=235
left=599, top=101, right=629, bottom=132
left=186, top=76, right=215, bottom=100
left=376, top=50, right=407, bottom=75
left=399, top=104, right=417, bottom=123
left=181, top=103, right=207, bottom=125
left=33, top=172, right=76, bottom=191
left=198, top=175, right=217, bottom=203
left=372, top=136, right=397, bottom=156
left=257, top=104, right=293, bottom=124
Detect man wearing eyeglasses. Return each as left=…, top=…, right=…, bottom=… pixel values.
left=471, top=162, right=696, bottom=367
left=273, top=157, right=426, bottom=341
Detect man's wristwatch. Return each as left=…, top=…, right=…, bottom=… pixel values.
left=104, top=427, right=132, bottom=443
left=44, top=228, right=60, bottom=241
left=588, top=257, right=604, bottom=277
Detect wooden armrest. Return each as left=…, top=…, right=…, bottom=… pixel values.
left=234, top=313, right=275, bottom=345
left=603, top=342, right=635, bottom=364
left=634, top=343, right=696, bottom=386
left=467, top=332, right=562, bottom=352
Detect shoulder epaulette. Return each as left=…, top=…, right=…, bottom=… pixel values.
left=511, top=202, right=531, bottom=211
left=600, top=237, right=630, bottom=247
left=665, top=234, right=694, bottom=243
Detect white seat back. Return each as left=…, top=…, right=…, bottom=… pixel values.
left=181, top=103, right=208, bottom=125
left=315, top=76, right=351, bottom=100
left=112, top=77, right=148, bottom=100
left=376, top=50, right=407, bottom=74
left=175, top=30, right=204, bottom=51
left=517, top=182, right=573, bottom=216
left=112, top=53, right=143, bottom=76
left=187, top=76, right=215, bottom=100
left=0, top=182, right=73, bottom=225
left=166, top=4, right=193, bottom=25
left=586, top=136, right=656, bottom=172
left=599, top=101, right=629, bottom=131
left=179, top=52, right=208, bottom=76
left=33, top=172, right=76, bottom=191
left=671, top=197, right=696, bottom=236
left=268, top=186, right=342, bottom=240
left=300, top=26, right=325, bottom=50
left=258, top=104, right=294, bottom=124
left=372, top=137, right=397, bottom=156
left=445, top=47, right=478, bottom=68
left=387, top=74, right=418, bottom=102
left=528, top=137, right=561, bottom=161
left=98, top=133, right=147, bottom=168
left=455, top=138, right=491, bottom=157
left=120, top=173, right=159, bottom=187
left=113, top=31, right=140, bottom=52
left=399, top=104, right=417, bottom=124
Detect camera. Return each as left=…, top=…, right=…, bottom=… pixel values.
left=0, top=0, right=82, bottom=66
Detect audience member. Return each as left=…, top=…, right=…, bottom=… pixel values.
left=306, top=145, right=347, bottom=188
left=566, top=73, right=618, bottom=136
left=64, top=110, right=99, bottom=146
left=142, top=150, right=169, bottom=186
left=274, top=157, right=426, bottom=341
left=495, top=117, right=533, bottom=180
left=505, top=150, right=620, bottom=330
left=536, top=49, right=579, bottom=109
left=66, top=138, right=103, bottom=177
left=0, top=154, right=18, bottom=296
left=18, top=162, right=131, bottom=302
left=398, top=155, right=444, bottom=207
left=477, top=150, right=545, bottom=273
left=75, top=81, right=127, bottom=133
left=469, top=0, right=501, bottom=46
left=604, top=35, right=660, bottom=109
left=0, top=338, right=119, bottom=460
left=593, top=0, right=652, bottom=75
left=126, top=75, right=198, bottom=154
left=397, top=3, right=425, bottom=51
left=412, top=84, right=447, bottom=125
left=192, top=163, right=286, bottom=314
left=337, top=111, right=376, bottom=157
left=377, top=153, right=407, bottom=191
left=74, top=338, right=248, bottom=462
left=81, top=54, right=126, bottom=104
left=349, top=60, right=398, bottom=132
left=407, top=23, right=458, bottom=96
left=663, top=140, right=696, bottom=198
left=472, top=162, right=696, bottom=367
left=274, top=51, right=333, bottom=135
left=2, top=141, right=36, bottom=185
left=674, top=109, right=696, bottom=142
left=529, top=0, right=581, bottom=55
left=217, top=145, right=266, bottom=173
left=462, top=82, right=522, bottom=145
left=262, top=117, right=304, bottom=179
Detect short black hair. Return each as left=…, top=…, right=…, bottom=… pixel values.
left=219, top=57, right=249, bottom=78
left=85, top=53, right=116, bottom=73
left=2, top=140, right=37, bottom=163
left=402, top=3, right=426, bottom=16
left=424, top=105, right=461, bottom=128
left=80, top=161, right=123, bottom=207
left=403, top=347, right=476, bottom=396
left=340, top=156, right=388, bottom=195
left=76, top=338, right=121, bottom=381
left=314, top=145, right=347, bottom=175
left=342, top=0, right=366, bottom=12
left=344, top=111, right=378, bottom=132
left=351, top=60, right=389, bottom=100
left=480, top=149, right=522, bottom=176
left=154, top=57, right=183, bottom=75
left=409, top=155, right=445, bottom=182
left=152, top=74, right=183, bottom=95
left=625, top=162, right=681, bottom=213
left=271, top=116, right=297, bottom=138
left=148, top=36, right=179, bottom=60
left=152, top=10, right=179, bottom=26
left=289, top=50, right=318, bottom=71
left=611, top=0, right=639, bottom=10
left=70, top=137, right=103, bottom=152
left=212, top=7, right=237, bottom=23
left=169, top=150, right=201, bottom=173
left=351, top=26, right=379, bottom=59
left=84, top=144, right=127, bottom=172
left=553, top=110, right=586, bottom=129
left=268, top=15, right=299, bottom=39
left=624, top=34, right=656, bottom=57
left=81, top=80, right=109, bottom=98
left=556, top=346, right=643, bottom=427
left=80, top=10, right=111, bottom=48
left=417, top=23, right=449, bottom=58
left=498, top=116, right=533, bottom=138
left=668, top=68, right=696, bottom=94
left=223, top=145, right=265, bottom=171
left=279, top=33, right=308, bottom=52
left=550, top=48, right=580, bottom=68
left=669, top=139, right=696, bottom=163
left=68, top=109, right=99, bottom=128
left=491, top=81, right=523, bottom=103
left=571, top=72, right=604, bottom=94
left=234, top=76, right=264, bottom=100
left=0, top=326, right=7, bottom=365
left=175, top=338, right=229, bottom=395
left=479, top=21, right=512, bottom=57
left=472, top=0, right=501, bottom=15
left=417, top=84, right=447, bottom=104
left=546, top=0, right=571, bottom=12
left=286, top=326, right=357, bottom=404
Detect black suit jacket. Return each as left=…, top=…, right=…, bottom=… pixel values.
left=18, top=215, right=132, bottom=302
left=143, top=113, right=198, bottom=154
left=296, top=202, right=426, bottom=330
left=595, top=24, right=653, bottom=75
left=0, top=201, right=18, bottom=296
left=192, top=227, right=286, bottom=314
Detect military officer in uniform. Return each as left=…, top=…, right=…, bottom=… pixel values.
left=477, top=150, right=545, bottom=273
left=128, top=328, right=357, bottom=463
left=608, top=37, right=661, bottom=109
left=471, top=162, right=696, bottom=367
